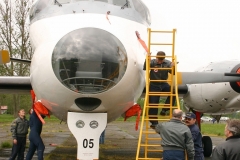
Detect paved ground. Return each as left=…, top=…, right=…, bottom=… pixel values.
left=0, top=121, right=225, bottom=160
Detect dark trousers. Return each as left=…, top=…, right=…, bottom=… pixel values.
left=163, top=150, right=185, bottom=160
left=9, top=137, right=26, bottom=160
left=149, top=83, right=176, bottom=124
left=26, top=132, right=45, bottom=160
left=194, top=152, right=204, bottom=160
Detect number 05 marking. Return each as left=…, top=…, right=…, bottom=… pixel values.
left=83, top=139, right=94, bottom=148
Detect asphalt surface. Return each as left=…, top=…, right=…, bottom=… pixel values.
left=0, top=121, right=225, bottom=160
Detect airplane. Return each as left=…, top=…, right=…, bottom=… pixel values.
left=0, top=0, right=150, bottom=159
left=0, top=0, right=240, bottom=159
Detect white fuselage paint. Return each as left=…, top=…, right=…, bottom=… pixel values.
left=183, top=60, right=240, bottom=114
left=30, top=13, right=147, bottom=122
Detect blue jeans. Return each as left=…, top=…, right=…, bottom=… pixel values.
left=163, top=150, right=185, bottom=160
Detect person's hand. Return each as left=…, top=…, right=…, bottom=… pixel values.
left=171, top=62, right=175, bottom=67
left=13, top=139, right=17, bottom=144
left=148, top=52, right=151, bottom=56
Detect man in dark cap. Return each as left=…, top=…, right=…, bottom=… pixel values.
left=185, top=112, right=204, bottom=160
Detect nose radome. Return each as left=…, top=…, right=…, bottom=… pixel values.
left=51, top=28, right=128, bottom=94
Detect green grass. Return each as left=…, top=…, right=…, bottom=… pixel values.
left=0, top=114, right=60, bottom=123
left=0, top=114, right=15, bottom=123
left=1, top=141, right=12, bottom=148
left=118, top=116, right=227, bottom=136
left=201, top=123, right=225, bottom=136
left=1, top=114, right=227, bottom=136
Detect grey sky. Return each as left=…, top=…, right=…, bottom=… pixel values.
left=142, top=0, right=240, bottom=71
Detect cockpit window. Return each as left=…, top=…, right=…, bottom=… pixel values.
left=132, top=0, right=151, bottom=25
left=94, top=0, right=108, bottom=2
left=29, top=0, right=51, bottom=21
left=29, top=0, right=150, bottom=26
left=112, top=0, right=130, bottom=8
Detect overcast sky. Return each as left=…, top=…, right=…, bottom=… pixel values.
left=142, top=0, right=240, bottom=71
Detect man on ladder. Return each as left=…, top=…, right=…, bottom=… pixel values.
left=143, top=51, right=176, bottom=129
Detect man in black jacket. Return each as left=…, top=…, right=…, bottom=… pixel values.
left=9, top=109, right=29, bottom=160
left=212, top=119, right=240, bottom=160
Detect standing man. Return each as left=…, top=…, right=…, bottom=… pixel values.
left=9, top=109, right=29, bottom=160
left=155, top=109, right=195, bottom=160
left=26, top=109, right=45, bottom=160
left=184, top=112, right=204, bottom=160
left=212, top=119, right=240, bottom=160
left=143, top=51, right=176, bottom=128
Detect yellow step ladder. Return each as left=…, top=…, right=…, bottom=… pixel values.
left=136, top=28, right=181, bottom=160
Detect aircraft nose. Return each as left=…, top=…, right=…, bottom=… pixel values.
left=51, top=28, right=128, bottom=94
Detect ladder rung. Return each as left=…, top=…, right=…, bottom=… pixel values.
left=138, top=158, right=162, bottom=160
left=147, top=104, right=171, bottom=106
left=146, top=105, right=178, bottom=109
left=149, top=91, right=172, bottom=94
left=146, top=106, right=178, bottom=109
left=148, top=94, right=176, bottom=96
left=142, top=131, right=157, bottom=134
left=145, top=117, right=171, bottom=119
left=144, top=118, right=171, bottom=121
left=149, top=67, right=173, bottom=70
left=150, top=55, right=175, bottom=58
left=151, top=30, right=174, bottom=33
left=147, top=138, right=162, bottom=140
left=147, top=105, right=171, bottom=107
left=147, top=149, right=163, bottom=152
left=150, top=43, right=173, bottom=45
left=146, top=115, right=171, bottom=118
left=148, top=103, right=174, bottom=107
left=149, top=80, right=172, bottom=82
left=140, top=144, right=161, bottom=147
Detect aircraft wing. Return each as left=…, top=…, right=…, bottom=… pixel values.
left=173, top=72, right=240, bottom=98
left=178, top=72, right=240, bottom=85
left=0, top=72, right=238, bottom=95
left=0, top=76, right=32, bottom=94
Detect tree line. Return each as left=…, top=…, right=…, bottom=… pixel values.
left=0, top=0, right=33, bottom=117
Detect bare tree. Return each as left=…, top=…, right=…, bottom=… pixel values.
left=0, top=0, right=33, bottom=116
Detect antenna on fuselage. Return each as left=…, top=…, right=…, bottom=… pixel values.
left=55, top=0, right=62, bottom=7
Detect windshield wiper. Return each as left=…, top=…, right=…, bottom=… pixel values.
left=55, top=0, right=62, bottom=7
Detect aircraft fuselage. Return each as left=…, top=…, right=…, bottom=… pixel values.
left=29, top=0, right=150, bottom=122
